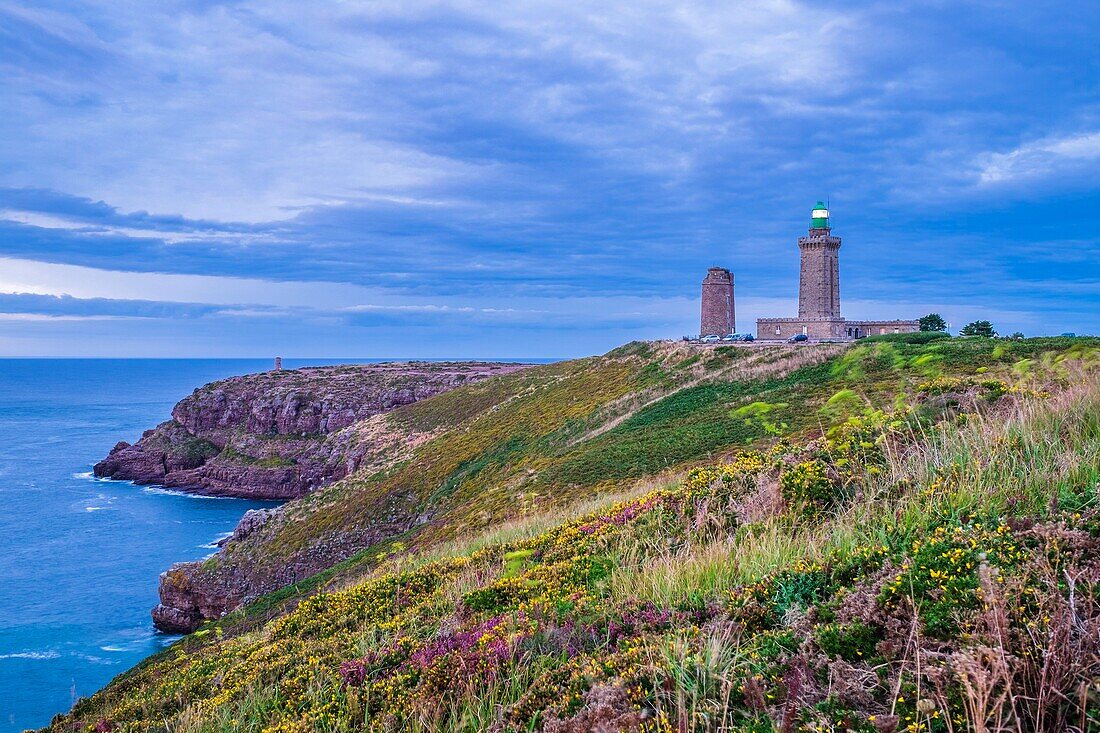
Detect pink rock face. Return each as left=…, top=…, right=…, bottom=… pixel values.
left=94, top=362, right=530, bottom=501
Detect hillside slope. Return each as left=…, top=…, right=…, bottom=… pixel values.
left=151, top=342, right=846, bottom=632
left=51, top=337, right=1100, bottom=733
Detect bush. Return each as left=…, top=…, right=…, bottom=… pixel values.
left=503, top=549, right=534, bottom=578
left=181, top=437, right=219, bottom=463
left=879, top=522, right=1024, bottom=639
left=462, top=577, right=534, bottom=613
left=816, top=621, right=880, bottom=662
left=861, top=331, right=951, bottom=344
left=960, top=320, right=997, bottom=337
left=779, top=460, right=836, bottom=512
left=918, top=313, right=947, bottom=332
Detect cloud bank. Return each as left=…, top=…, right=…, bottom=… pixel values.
left=0, top=0, right=1097, bottom=355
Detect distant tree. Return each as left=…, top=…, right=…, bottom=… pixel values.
left=918, top=313, right=948, bottom=332
left=1007, top=331, right=1025, bottom=341
left=960, top=320, right=997, bottom=338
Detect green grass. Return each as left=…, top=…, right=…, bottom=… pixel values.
left=46, top=338, right=1100, bottom=733
left=181, top=338, right=1100, bottom=622
left=861, top=331, right=951, bottom=344
left=181, top=437, right=220, bottom=463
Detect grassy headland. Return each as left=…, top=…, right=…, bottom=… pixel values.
left=49, top=336, right=1100, bottom=732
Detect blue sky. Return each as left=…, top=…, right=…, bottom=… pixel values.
left=1, top=1, right=1098, bottom=357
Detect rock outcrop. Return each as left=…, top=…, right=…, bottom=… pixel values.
left=95, top=362, right=529, bottom=500
left=151, top=501, right=419, bottom=633
left=93, top=361, right=532, bottom=633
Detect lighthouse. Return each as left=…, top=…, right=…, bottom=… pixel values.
left=810, top=201, right=830, bottom=230
left=755, top=202, right=919, bottom=340
left=798, top=201, right=841, bottom=320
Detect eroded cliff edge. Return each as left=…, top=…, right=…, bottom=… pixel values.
left=93, top=361, right=531, bottom=633
left=95, top=362, right=528, bottom=500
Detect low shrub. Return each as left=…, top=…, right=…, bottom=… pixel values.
left=779, top=459, right=836, bottom=512
left=816, top=621, right=880, bottom=662
left=862, top=331, right=951, bottom=344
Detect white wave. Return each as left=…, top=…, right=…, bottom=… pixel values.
left=141, top=485, right=234, bottom=500
left=0, top=650, right=60, bottom=660
left=77, top=492, right=115, bottom=512
left=72, top=471, right=95, bottom=480
left=76, top=653, right=119, bottom=665
left=99, top=645, right=127, bottom=652
left=199, top=531, right=234, bottom=549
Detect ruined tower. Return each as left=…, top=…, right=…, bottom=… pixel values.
left=700, top=267, right=735, bottom=336
left=797, top=202, right=841, bottom=320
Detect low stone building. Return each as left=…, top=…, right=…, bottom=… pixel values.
left=756, top=317, right=919, bottom=341
left=756, top=203, right=918, bottom=340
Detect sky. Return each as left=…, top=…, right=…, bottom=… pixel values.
left=1, top=1, right=1098, bottom=358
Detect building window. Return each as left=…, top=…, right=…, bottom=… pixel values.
left=775, top=326, right=780, bottom=335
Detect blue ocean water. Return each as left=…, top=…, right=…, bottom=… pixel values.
left=0, top=358, right=414, bottom=732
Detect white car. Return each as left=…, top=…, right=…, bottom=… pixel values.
left=700, top=334, right=721, bottom=343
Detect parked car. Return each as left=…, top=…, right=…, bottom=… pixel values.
left=736, top=333, right=755, bottom=342
left=721, top=334, right=738, bottom=342
left=787, top=334, right=809, bottom=343
left=700, top=334, right=721, bottom=343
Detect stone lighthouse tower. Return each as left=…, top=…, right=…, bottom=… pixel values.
left=797, top=202, right=841, bottom=320
left=700, top=267, right=735, bottom=336
left=756, top=202, right=919, bottom=340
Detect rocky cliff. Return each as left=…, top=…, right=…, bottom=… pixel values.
left=93, top=361, right=532, bottom=633
left=95, top=362, right=530, bottom=500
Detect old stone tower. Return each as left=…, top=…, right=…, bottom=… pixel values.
left=798, top=202, right=841, bottom=319
left=700, top=267, right=735, bottom=336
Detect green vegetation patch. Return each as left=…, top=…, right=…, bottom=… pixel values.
left=47, top=344, right=1100, bottom=732
left=862, top=331, right=951, bottom=344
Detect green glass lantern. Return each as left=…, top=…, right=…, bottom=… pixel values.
left=811, top=201, right=829, bottom=229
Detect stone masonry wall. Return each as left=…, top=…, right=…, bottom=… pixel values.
left=756, top=318, right=846, bottom=340
left=845, top=320, right=920, bottom=338
left=700, top=267, right=735, bottom=336
left=797, top=231, right=841, bottom=320
left=755, top=318, right=920, bottom=341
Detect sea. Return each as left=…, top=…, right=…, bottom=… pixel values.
left=0, top=358, right=474, bottom=732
